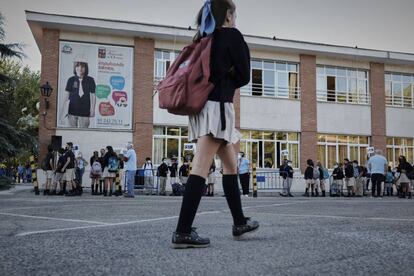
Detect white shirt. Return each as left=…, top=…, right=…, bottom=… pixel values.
left=142, top=162, right=153, bottom=177
left=124, top=149, right=137, bottom=171
left=367, top=155, right=387, bottom=174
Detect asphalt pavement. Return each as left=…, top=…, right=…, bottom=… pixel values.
left=0, top=185, right=413, bottom=276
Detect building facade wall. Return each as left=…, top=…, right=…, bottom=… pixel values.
left=317, top=103, right=371, bottom=135
left=370, top=62, right=386, bottom=153
left=39, top=29, right=59, bottom=160
left=300, top=54, right=317, bottom=172
left=153, top=94, right=188, bottom=126
left=36, top=24, right=414, bottom=177
left=240, top=96, right=301, bottom=132
left=133, top=38, right=155, bottom=166
left=386, top=107, right=414, bottom=137
left=316, top=56, right=370, bottom=70
left=60, top=31, right=134, bottom=46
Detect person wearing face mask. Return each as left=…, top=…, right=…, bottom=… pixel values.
left=179, top=160, right=190, bottom=185
left=61, top=142, right=78, bottom=196
left=206, top=159, right=216, bottom=196
left=395, top=155, right=413, bottom=199
left=316, top=161, right=328, bottom=197
left=169, top=157, right=178, bottom=186
left=89, top=151, right=101, bottom=195
left=96, top=148, right=106, bottom=195
left=123, top=143, right=137, bottom=198
left=331, top=162, right=344, bottom=197
left=343, top=159, right=355, bottom=197
left=75, top=152, right=88, bottom=191
left=143, top=157, right=156, bottom=195
left=367, top=150, right=388, bottom=198
left=281, top=161, right=294, bottom=197
left=279, top=159, right=288, bottom=197
left=353, top=160, right=363, bottom=197
left=238, top=152, right=250, bottom=197
left=303, top=159, right=316, bottom=197
left=385, top=166, right=395, bottom=196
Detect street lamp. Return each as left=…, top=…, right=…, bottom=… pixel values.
left=40, top=81, right=53, bottom=110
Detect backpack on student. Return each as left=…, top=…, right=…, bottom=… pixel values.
left=91, top=161, right=102, bottom=177
left=322, top=168, right=330, bottom=179
left=313, top=167, right=320, bottom=180
left=107, top=156, right=119, bottom=173
left=157, top=36, right=214, bottom=115
left=385, top=172, right=394, bottom=183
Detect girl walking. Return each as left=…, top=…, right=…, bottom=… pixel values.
left=172, top=0, right=259, bottom=249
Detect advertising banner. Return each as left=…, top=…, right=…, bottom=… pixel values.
left=58, top=41, right=133, bottom=129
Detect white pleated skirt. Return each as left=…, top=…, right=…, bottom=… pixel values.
left=188, top=100, right=241, bottom=144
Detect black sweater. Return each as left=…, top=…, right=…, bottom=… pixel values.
left=333, top=168, right=344, bottom=180
left=304, top=166, right=313, bottom=180
left=397, top=162, right=413, bottom=173
left=344, top=164, right=354, bottom=178
left=208, top=28, right=251, bottom=103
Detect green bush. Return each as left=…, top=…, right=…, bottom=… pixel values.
left=0, top=176, right=13, bottom=190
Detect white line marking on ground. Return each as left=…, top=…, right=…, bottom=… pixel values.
left=14, top=203, right=299, bottom=237
left=14, top=200, right=413, bottom=237
left=253, top=212, right=414, bottom=222
left=243, top=203, right=301, bottom=210
left=0, top=212, right=110, bottom=225
left=13, top=207, right=263, bottom=237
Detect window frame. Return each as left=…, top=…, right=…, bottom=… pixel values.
left=316, top=65, right=370, bottom=105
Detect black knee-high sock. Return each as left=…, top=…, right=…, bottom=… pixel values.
left=176, top=175, right=206, bottom=234
left=223, top=174, right=246, bottom=226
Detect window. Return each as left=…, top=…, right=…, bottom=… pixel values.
left=252, top=68, right=263, bottom=96
left=154, top=50, right=179, bottom=83
left=386, top=137, right=414, bottom=168
left=385, top=73, right=414, bottom=108
left=317, top=66, right=370, bottom=104
left=240, top=130, right=300, bottom=169
left=153, top=126, right=188, bottom=165
left=317, top=134, right=370, bottom=168
left=241, top=59, right=300, bottom=99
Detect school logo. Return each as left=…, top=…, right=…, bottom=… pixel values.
left=61, top=44, right=73, bottom=54
left=98, top=48, right=106, bottom=58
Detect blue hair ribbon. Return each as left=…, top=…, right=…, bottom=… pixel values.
left=199, top=0, right=216, bottom=36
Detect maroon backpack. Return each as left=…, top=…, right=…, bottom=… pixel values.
left=157, top=36, right=214, bottom=115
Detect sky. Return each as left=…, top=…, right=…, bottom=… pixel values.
left=1, top=0, right=414, bottom=71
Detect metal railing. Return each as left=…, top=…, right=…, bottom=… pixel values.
left=241, top=85, right=301, bottom=100
left=317, top=90, right=370, bottom=105
left=385, top=95, right=413, bottom=108
left=254, top=170, right=304, bottom=190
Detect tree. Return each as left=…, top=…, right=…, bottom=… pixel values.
left=0, top=12, right=24, bottom=83
left=0, top=13, right=39, bottom=161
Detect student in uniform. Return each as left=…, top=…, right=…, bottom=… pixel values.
left=283, top=160, right=294, bottom=197
left=332, top=162, right=344, bottom=197
left=344, top=158, right=355, bottom=197
left=43, top=145, right=55, bottom=195
left=179, top=160, right=190, bottom=185
left=303, top=159, right=314, bottom=197
left=206, top=160, right=216, bottom=196
left=172, top=0, right=259, bottom=249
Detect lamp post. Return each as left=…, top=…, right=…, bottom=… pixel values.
left=40, top=81, right=53, bottom=113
